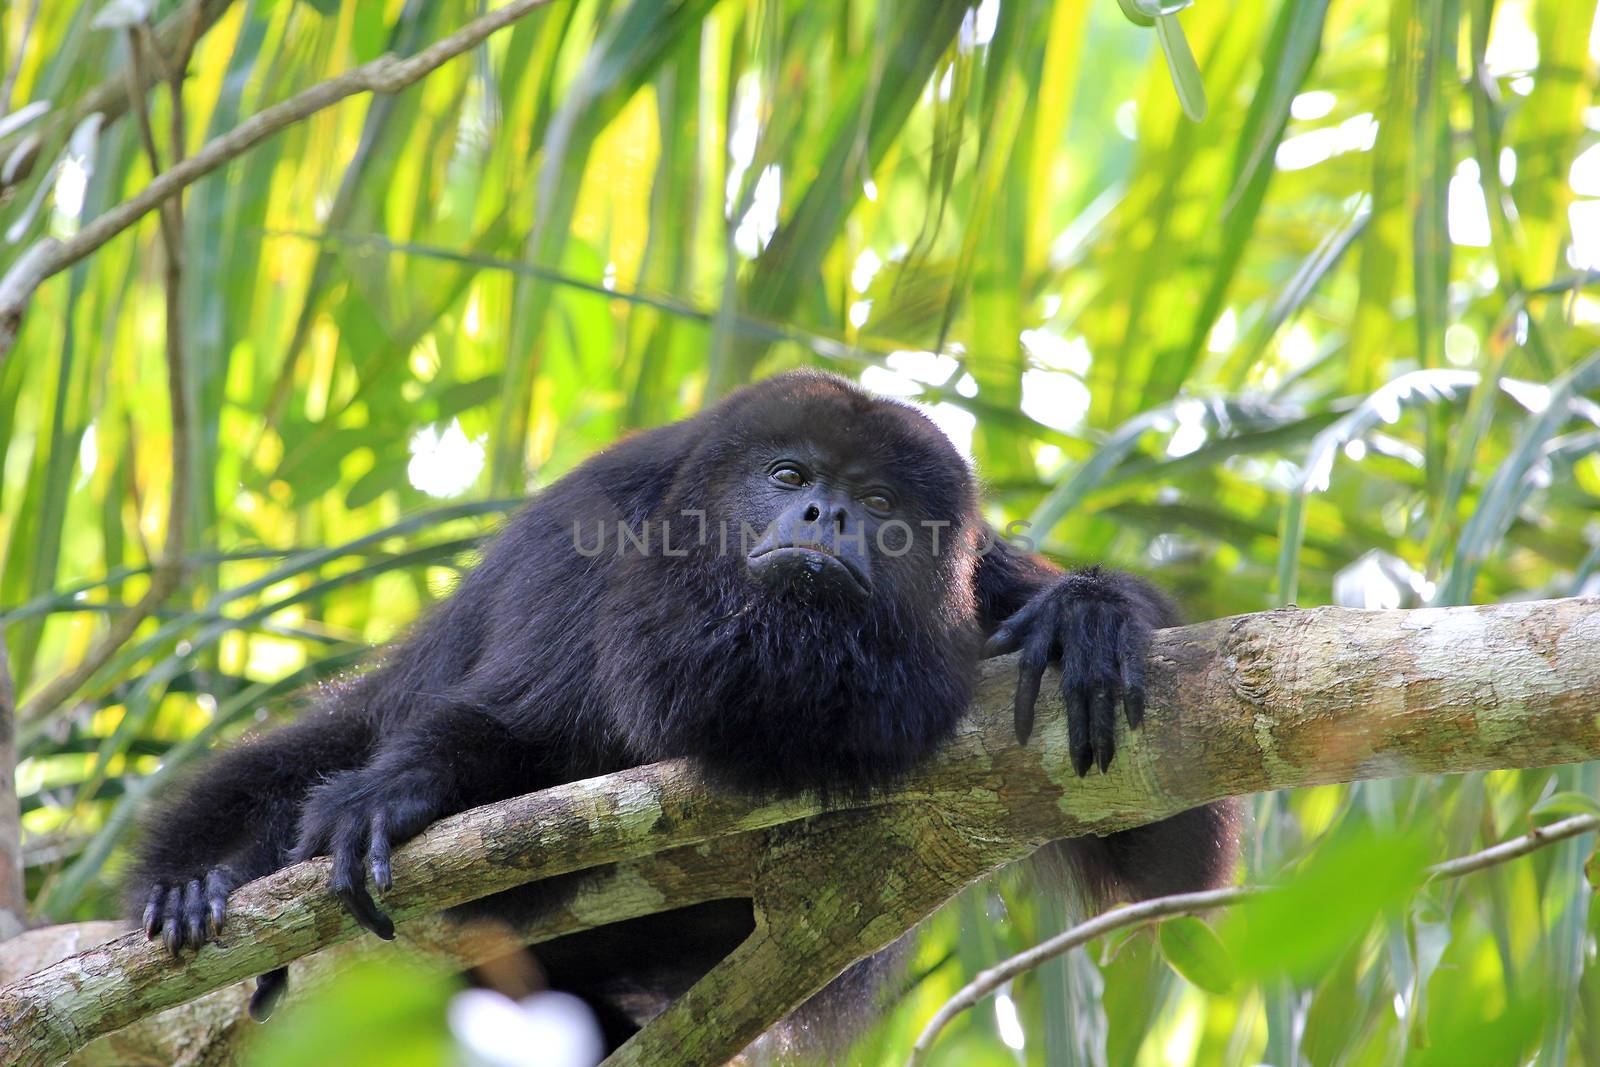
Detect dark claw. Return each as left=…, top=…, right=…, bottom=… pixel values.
left=1124, top=685, right=1145, bottom=729
left=337, top=883, right=395, bottom=940
left=1069, top=737, right=1094, bottom=778
left=986, top=595, right=1045, bottom=661
left=333, top=855, right=395, bottom=940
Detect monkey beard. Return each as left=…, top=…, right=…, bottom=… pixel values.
left=592, top=547, right=981, bottom=798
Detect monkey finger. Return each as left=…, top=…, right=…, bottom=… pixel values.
left=330, top=819, right=395, bottom=940
left=331, top=863, right=395, bottom=940
left=1124, top=684, right=1146, bottom=730
left=292, top=820, right=333, bottom=864
left=1054, top=608, right=1097, bottom=778
left=984, top=594, right=1050, bottom=658
left=1119, top=649, right=1147, bottom=731
left=984, top=629, right=1021, bottom=658
left=1012, top=623, right=1053, bottom=744
left=250, top=969, right=290, bottom=1024
left=161, top=886, right=185, bottom=956
left=181, top=879, right=206, bottom=949
left=368, top=811, right=393, bottom=892
left=985, top=612, right=1031, bottom=658
left=1066, top=684, right=1095, bottom=778
left=203, top=868, right=233, bottom=936
left=1012, top=663, right=1041, bottom=744
left=141, top=885, right=165, bottom=939
left=1117, top=616, right=1151, bottom=730
left=1090, top=684, right=1116, bottom=773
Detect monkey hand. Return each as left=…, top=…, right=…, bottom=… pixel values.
left=139, top=866, right=241, bottom=956
left=294, top=768, right=442, bottom=940
left=982, top=567, right=1155, bottom=776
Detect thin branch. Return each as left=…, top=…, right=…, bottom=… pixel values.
left=131, top=24, right=177, bottom=87
left=906, top=809, right=1600, bottom=1064
left=12, top=23, right=195, bottom=727
left=161, top=4, right=202, bottom=200
left=906, top=888, right=1261, bottom=1066
left=0, top=237, right=58, bottom=356
left=0, top=0, right=562, bottom=367
left=120, top=35, right=163, bottom=167
left=121, top=30, right=178, bottom=252
left=1424, top=812, right=1600, bottom=880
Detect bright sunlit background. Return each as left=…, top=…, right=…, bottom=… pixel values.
left=3, top=0, right=1600, bottom=1063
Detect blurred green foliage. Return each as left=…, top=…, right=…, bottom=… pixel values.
left=244, top=959, right=454, bottom=1067
left=2, top=0, right=1599, bottom=1062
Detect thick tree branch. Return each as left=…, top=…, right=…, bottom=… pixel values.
left=0, top=598, right=1595, bottom=1066
left=0, top=0, right=561, bottom=366
left=3, top=841, right=751, bottom=1066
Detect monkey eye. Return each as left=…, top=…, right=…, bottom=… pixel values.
left=861, top=491, right=894, bottom=515
left=770, top=464, right=808, bottom=487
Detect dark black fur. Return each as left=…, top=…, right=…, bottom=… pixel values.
left=127, top=371, right=1240, bottom=1043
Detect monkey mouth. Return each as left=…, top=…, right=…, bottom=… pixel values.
left=747, top=545, right=872, bottom=601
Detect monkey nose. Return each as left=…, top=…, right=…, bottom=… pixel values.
left=800, top=501, right=852, bottom=530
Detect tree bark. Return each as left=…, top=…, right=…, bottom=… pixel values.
left=2, top=844, right=750, bottom=1066
left=0, top=598, right=1596, bottom=1067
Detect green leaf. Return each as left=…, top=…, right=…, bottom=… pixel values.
left=1224, top=829, right=1429, bottom=982
left=1277, top=369, right=1480, bottom=604
left=1158, top=916, right=1235, bottom=994
left=248, top=959, right=454, bottom=1067
left=1154, top=14, right=1206, bottom=122
left=1439, top=352, right=1600, bottom=603
left=1529, top=791, right=1600, bottom=824
left=344, top=455, right=413, bottom=510
left=1115, top=0, right=1156, bottom=28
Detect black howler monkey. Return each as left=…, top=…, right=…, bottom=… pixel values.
left=128, top=370, right=1239, bottom=1044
